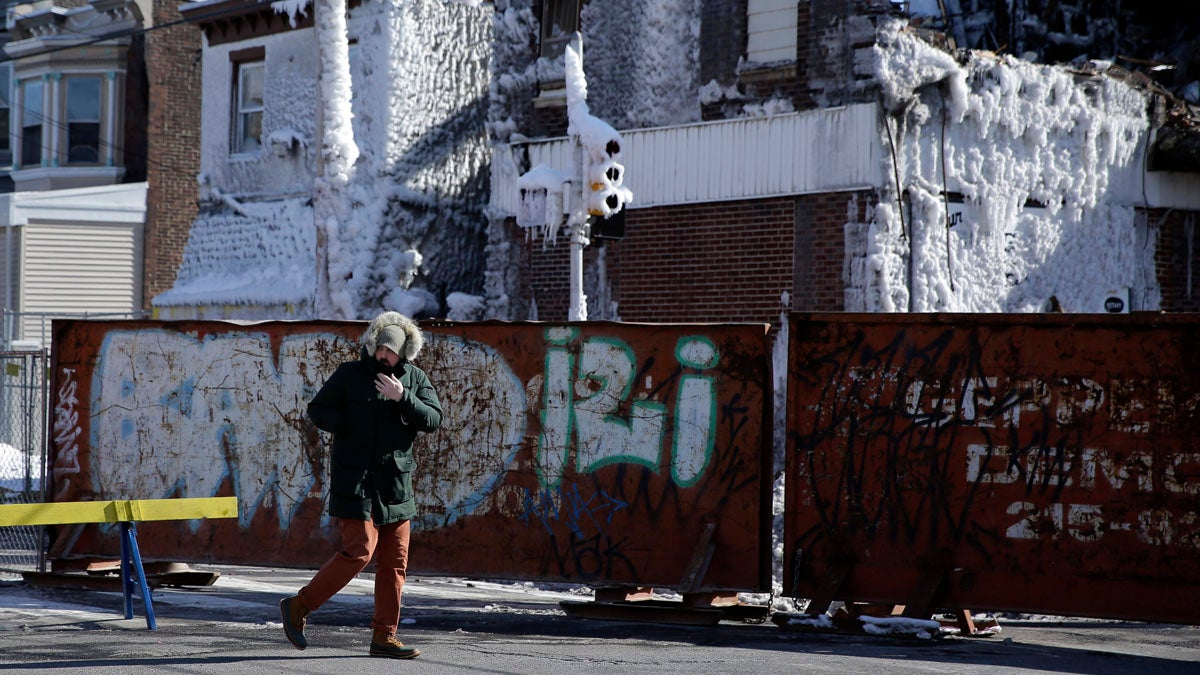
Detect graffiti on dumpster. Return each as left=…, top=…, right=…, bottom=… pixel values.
left=51, top=368, right=82, bottom=501
left=537, top=327, right=719, bottom=489
left=968, top=444, right=1200, bottom=546
left=786, top=315, right=1200, bottom=623
left=51, top=320, right=770, bottom=589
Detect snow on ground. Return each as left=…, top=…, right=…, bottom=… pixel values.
left=0, top=442, right=40, bottom=495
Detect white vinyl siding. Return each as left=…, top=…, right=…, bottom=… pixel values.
left=747, top=0, right=797, bottom=64
left=19, top=221, right=142, bottom=344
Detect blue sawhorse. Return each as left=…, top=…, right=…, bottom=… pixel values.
left=119, top=520, right=157, bottom=629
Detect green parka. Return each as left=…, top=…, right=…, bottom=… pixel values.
left=307, top=313, right=443, bottom=524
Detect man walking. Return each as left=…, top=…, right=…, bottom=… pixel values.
left=280, top=311, right=443, bottom=659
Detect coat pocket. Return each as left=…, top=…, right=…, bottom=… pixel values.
left=379, top=453, right=416, bottom=506
left=330, top=455, right=370, bottom=499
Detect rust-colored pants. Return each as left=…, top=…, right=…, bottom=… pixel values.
left=297, top=517, right=411, bottom=634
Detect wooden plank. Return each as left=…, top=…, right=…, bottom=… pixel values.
left=560, top=600, right=723, bottom=626
left=594, top=586, right=655, bottom=603
left=0, top=497, right=238, bottom=527
left=23, top=569, right=221, bottom=591
left=678, top=522, right=718, bottom=593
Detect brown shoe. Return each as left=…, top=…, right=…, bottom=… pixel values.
left=369, top=629, right=420, bottom=659
left=279, top=596, right=309, bottom=650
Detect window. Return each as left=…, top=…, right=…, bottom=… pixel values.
left=540, top=0, right=581, bottom=59
left=66, top=76, right=102, bottom=164
left=20, top=79, right=43, bottom=168
left=0, top=65, right=11, bottom=166
left=233, top=60, right=264, bottom=154
left=746, top=0, right=798, bottom=63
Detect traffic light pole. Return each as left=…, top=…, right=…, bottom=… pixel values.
left=568, top=136, right=589, bottom=321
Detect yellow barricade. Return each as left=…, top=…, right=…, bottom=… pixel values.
left=0, top=496, right=239, bottom=630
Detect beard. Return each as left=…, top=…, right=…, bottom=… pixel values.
left=371, top=356, right=401, bottom=375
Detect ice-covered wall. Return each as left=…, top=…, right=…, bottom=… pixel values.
left=853, top=19, right=1155, bottom=313
left=164, top=0, right=493, bottom=319
left=331, top=0, right=493, bottom=318
left=199, top=29, right=320, bottom=196
left=580, top=0, right=703, bottom=130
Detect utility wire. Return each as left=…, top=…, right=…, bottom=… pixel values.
left=7, top=89, right=199, bottom=180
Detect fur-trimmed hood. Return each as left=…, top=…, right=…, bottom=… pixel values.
left=362, top=311, right=424, bottom=362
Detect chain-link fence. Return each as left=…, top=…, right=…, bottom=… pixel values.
left=3, top=308, right=150, bottom=351
left=0, top=349, right=49, bottom=579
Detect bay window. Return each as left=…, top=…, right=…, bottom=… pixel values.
left=20, top=78, right=43, bottom=168
left=66, top=76, right=102, bottom=164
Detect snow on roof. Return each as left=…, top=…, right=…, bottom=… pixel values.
left=153, top=196, right=315, bottom=307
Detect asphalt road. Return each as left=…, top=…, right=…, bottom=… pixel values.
left=1, top=566, right=1198, bottom=674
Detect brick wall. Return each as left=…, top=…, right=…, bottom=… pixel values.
left=699, top=0, right=746, bottom=93
left=795, top=191, right=871, bottom=311
left=142, top=0, right=202, bottom=309
left=803, top=0, right=892, bottom=108
left=1153, top=208, right=1200, bottom=312
left=525, top=194, right=857, bottom=325
left=614, top=198, right=795, bottom=323
left=121, top=33, right=148, bottom=183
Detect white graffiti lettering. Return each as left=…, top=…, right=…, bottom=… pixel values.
left=1003, top=500, right=1200, bottom=549
left=51, top=368, right=81, bottom=501
left=575, top=338, right=666, bottom=476
left=537, top=329, right=719, bottom=488
left=967, top=445, right=1198, bottom=496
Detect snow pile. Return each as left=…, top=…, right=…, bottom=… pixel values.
left=786, top=613, right=834, bottom=629
left=860, top=615, right=942, bottom=639
left=446, top=291, right=486, bottom=320
left=856, top=18, right=1151, bottom=313
left=0, top=442, right=38, bottom=494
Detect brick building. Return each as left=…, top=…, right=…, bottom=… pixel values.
left=135, top=0, right=1200, bottom=323
left=487, top=0, right=1200, bottom=324
left=142, top=0, right=201, bottom=309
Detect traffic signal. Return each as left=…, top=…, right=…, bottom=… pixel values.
left=585, top=139, right=632, bottom=218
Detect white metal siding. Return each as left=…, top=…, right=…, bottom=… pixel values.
left=747, top=0, right=797, bottom=63
left=1137, top=171, right=1200, bottom=210
left=20, top=222, right=142, bottom=343
left=494, top=103, right=882, bottom=215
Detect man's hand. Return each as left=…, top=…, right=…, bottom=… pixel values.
left=375, top=373, right=405, bottom=402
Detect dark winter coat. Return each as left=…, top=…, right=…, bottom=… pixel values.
left=308, top=349, right=443, bottom=525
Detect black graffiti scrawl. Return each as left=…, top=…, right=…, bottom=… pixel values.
left=784, top=313, right=1200, bottom=624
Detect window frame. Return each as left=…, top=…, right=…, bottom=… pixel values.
left=64, top=74, right=103, bottom=166
left=230, top=47, right=266, bottom=156
left=19, top=77, right=44, bottom=169
left=0, top=64, right=11, bottom=168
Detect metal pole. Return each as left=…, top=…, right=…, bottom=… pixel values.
left=568, top=136, right=588, bottom=321
left=568, top=219, right=587, bottom=321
